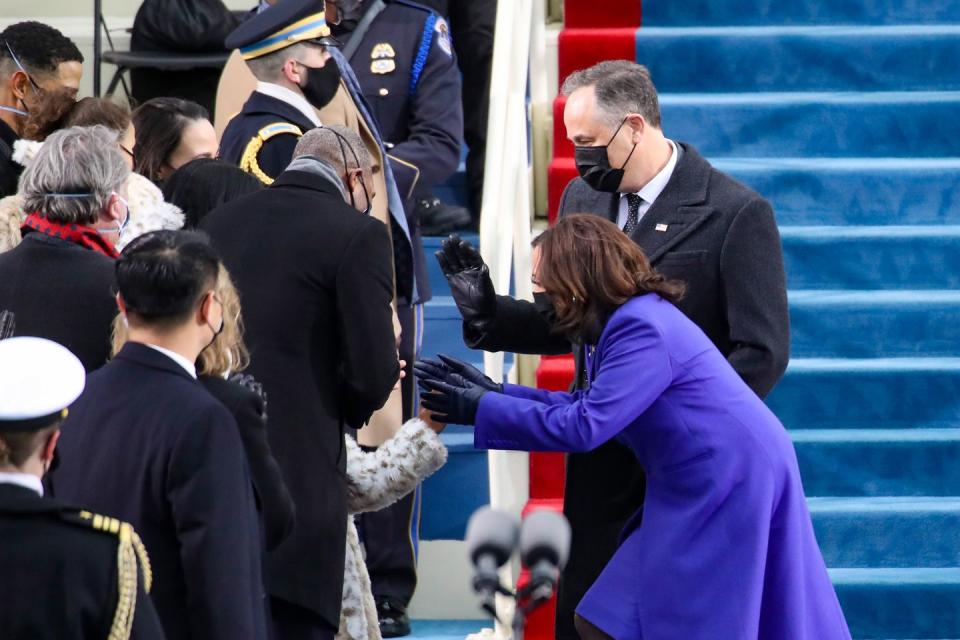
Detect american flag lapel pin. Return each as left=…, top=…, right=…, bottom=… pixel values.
left=655, top=223, right=669, bottom=232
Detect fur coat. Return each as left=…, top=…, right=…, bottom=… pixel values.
left=339, top=418, right=448, bottom=640
left=0, top=139, right=183, bottom=253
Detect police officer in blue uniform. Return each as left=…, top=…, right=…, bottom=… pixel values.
left=328, top=2, right=464, bottom=634
left=219, top=0, right=342, bottom=183
left=334, top=0, right=465, bottom=232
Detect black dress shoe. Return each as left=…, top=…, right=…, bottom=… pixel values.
left=415, top=196, right=473, bottom=235
left=376, top=598, right=411, bottom=638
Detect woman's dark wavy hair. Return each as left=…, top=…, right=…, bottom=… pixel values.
left=162, top=158, right=262, bottom=228
left=132, top=97, right=208, bottom=184
left=532, top=214, right=685, bottom=342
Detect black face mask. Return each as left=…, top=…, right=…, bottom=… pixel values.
left=297, top=59, right=341, bottom=110
left=574, top=117, right=638, bottom=193
left=532, top=291, right=558, bottom=328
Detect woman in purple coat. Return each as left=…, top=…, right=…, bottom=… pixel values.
left=417, top=215, right=850, bottom=640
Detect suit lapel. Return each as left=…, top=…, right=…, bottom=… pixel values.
left=629, top=143, right=715, bottom=263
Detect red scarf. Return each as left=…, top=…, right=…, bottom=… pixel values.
left=22, top=212, right=120, bottom=259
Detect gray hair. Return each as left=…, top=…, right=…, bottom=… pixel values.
left=561, top=60, right=662, bottom=129
left=292, top=125, right=372, bottom=174
left=20, top=125, right=129, bottom=225
left=245, top=43, right=309, bottom=82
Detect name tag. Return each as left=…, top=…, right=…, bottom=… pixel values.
left=655, top=223, right=669, bottom=232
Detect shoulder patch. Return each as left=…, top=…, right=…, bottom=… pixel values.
left=434, top=17, right=452, bottom=57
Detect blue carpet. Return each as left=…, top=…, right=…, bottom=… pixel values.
left=408, top=620, right=488, bottom=639
left=418, top=1, right=960, bottom=637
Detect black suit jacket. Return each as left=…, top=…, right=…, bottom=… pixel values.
left=0, top=233, right=117, bottom=372
left=464, top=143, right=790, bottom=639
left=219, top=91, right=317, bottom=183
left=49, top=343, right=268, bottom=640
left=201, top=375, right=295, bottom=550
left=201, top=169, right=399, bottom=627
left=0, top=119, right=22, bottom=198
left=0, top=483, right=165, bottom=640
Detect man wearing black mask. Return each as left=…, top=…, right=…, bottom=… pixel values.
left=438, top=60, right=790, bottom=639
left=220, top=0, right=342, bottom=184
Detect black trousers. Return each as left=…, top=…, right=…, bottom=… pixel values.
left=356, top=304, right=421, bottom=609
left=416, top=0, right=496, bottom=221
left=270, top=598, right=336, bottom=640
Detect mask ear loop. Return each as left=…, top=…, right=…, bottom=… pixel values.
left=4, top=40, right=42, bottom=92
left=325, top=126, right=371, bottom=214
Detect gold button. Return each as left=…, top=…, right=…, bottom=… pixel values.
left=379, top=88, right=389, bottom=96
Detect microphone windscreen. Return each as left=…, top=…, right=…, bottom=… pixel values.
left=519, top=509, right=572, bottom=569
left=465, top=506, right=519, bottom=567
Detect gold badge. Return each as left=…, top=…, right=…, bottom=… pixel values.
left=371, top=42, right=396, bottom=74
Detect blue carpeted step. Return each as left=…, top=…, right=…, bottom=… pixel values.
left=422, top=429, right=489, bottom=540
left=810, top=497, right=960, bottom=568
left=766, top=358, right=960, bottom=429
left=713, top=157, right=960, bottom=225
left=831, top=568, right=960, bottom=639
left=781, top=226, right=960, bottom=290
left=794, top=429, right=960, bottom=497
left=635, top=25, right=960, bottom=93
left=422, top=297, right=472, bottom=361
left=643, top=0, right=960, bottom=26
left=789, top=290, right=960, bottom=358
left=408, top=619, right=488, bottom=639
left=662, top=91, right=960, bottom=157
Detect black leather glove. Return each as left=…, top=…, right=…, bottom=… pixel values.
left=415, top=354, right=502, bottom=393
left=418, top=376, right=489, bottom=425
left=229, top=373, right=269, bottom=422
left=435, top=234, right=497, bottom=326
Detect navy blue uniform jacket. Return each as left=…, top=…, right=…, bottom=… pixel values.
left=49, top=343, right=269, bottom=640
left=346, top=0, right=463, bottom=202
left=219, top=91, right=317, bottom=182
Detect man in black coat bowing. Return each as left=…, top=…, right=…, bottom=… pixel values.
left=438, top=60, right=790, bottom=638
left=203, top=127, right=400, bottom=640
left=50, top=230, right=268, bottom=640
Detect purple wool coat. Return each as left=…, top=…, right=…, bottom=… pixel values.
left=475, top=294, right=851, bottom=640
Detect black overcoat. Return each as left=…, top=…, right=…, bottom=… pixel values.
left=0, top=233, right=116, bottom=372
left=201, top=168, right=400, bottom=629
left=49, top=343, right=269, bottom=640
left=463, top=143, right=791, bottom=638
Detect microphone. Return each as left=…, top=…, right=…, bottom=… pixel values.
left=465, top=507, right=519, bottom=609
left=519, top=509, right=572, bottom=603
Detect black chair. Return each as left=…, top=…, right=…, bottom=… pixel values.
left=92, top=0, right=231, bottom=98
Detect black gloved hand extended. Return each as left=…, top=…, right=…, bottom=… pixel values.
left=418, top=376, right=489, bottom=425
left=415, top=354, right=502, bottom=393
left=435, top=234, right=497, bottom=327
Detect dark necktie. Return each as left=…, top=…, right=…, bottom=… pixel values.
left=623, top=193, right=643, bottom=235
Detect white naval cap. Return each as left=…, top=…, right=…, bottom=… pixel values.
left=0, top=336, right=85, bottom=431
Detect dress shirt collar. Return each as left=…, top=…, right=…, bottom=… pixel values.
left=144, top=344, right=197, bottom=379
left=0, top=471, right=44, bottom=496
left=255, top=81, right=323, bottom=128
left=628, top=139, right=678, bottom=206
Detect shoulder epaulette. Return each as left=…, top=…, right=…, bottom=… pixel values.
left=239, top=122, right=305, bottom=185
left=71, top=510, right=153, bottom=640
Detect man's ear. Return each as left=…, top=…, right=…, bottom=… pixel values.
left=42, top=429, right=61, bottom=463
left=115, top=293, right=127, bottom=314
left=626, top=113, right=646, bottom=143
left=10, top=70, right=31, bottom=101
left=282, top=58, right=303, bottom=86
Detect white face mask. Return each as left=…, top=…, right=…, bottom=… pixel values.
left=96, top=192, right=131, bottom=237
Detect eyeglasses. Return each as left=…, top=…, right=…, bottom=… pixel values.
left=119, top=144, right=135, bottom=163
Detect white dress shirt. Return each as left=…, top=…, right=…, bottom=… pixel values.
left=617, top=140, right=679, bottom=229
left=145, top=344, right=198, bottom=379
left=255, top=81, right=323, bottom=129
left=0, top=471, right=44, bottom=496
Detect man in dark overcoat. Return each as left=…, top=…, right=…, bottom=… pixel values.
left=202, top=134, right=400, bottom=640
left=438, top=60, right=791, bottom=639
left=49, top=230, right=269, bottom=640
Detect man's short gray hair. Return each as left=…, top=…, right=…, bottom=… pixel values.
left=561, top=60, right=662, bottom=129
left=20, top=125, right=129, bottom=225
left=293, top=125, right=372, bottom=174
left=245, top=43, right=309, bottom=82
